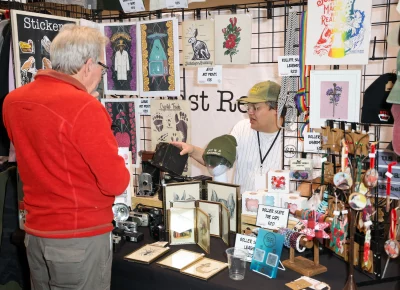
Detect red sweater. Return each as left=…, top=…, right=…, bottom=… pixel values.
left=3, top=70, right=130, bottom=238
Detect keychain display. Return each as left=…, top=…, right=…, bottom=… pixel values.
left=386, top=161, right=397, bottom=212
left=333, top=140, right=353, bottom=190
left=362, top=199, right=373, bottom=266
left=384, top=209, right=399, bottom=259
left=363, top=143, right=378, bottom=189
left=349, top=157, right=367, bottom=211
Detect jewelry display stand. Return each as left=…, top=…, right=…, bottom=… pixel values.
left=282, top=239, right=327, bottom=277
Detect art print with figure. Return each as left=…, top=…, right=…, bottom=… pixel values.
left=206, top=181, right=240, bottom=232
left=138, top=18, right=180, bottom=96
left=306, top=0, right=372, bottom=65
left=102, top=23, right=138, bottom=95
left=182, top=19, right=214, bottom=67
left=101, top=99, right=140, bottom=167
left=214, top=14, right=251, bottom=65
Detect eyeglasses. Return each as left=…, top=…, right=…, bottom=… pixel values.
left=97, top=61, right=109, bottom=76
left=246, top=104, right=265, bottom=113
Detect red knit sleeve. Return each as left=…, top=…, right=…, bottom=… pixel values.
left=72, top=99, right=130, bottom=196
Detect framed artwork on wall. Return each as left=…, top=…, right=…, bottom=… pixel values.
left=305, top=0, right=372, bottom=65
left=11, top=10, right=78, bottom=88
left=309, top=70, right=361, bottom=128
left=101, top=98, right=141, bottom=167
left=102, top=22, right=138, bottom=95
left=214, top=14, right=252, bottom=65
left=182, top=19, right=214, bottom=67
left=137, top=17, right=180, bottom=97
left=206, top=181, right=240, bottom=232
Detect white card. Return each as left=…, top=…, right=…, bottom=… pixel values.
left=166, top=0, right=188, bottom=8
left=119, top=0, right=145, bottom=12
left=254, top=172, right=267, bottom=191
left=197, top=66, right=222, bottom=84
left=278, top=55, right=300, bottom=76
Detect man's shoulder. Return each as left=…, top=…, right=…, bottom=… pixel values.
left=234, top=118, right=251, bottom=128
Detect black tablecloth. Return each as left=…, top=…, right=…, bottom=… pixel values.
left=111, top=229, right=400, bottom=290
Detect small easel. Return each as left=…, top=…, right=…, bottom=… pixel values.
left=282, top=239, right=327, bottom=277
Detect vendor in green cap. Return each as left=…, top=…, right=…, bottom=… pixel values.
left=172, top=80, right=285, bottom=193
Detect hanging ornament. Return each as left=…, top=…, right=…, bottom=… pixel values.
left=384, top=209, right=399, bottom=259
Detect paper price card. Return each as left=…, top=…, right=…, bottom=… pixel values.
left=136, top=99, right=151, bottom=115
left=304, top=132, right=324, bottom=153
left=166, top=0, right=188, bottom=8
left=119, top=0, right=145, bottom=12
left=234, top=234, right=257, bottom=262
left=278, top=55, right=300, bottom=76
left=255, top=205, right=289, bottom=230
left=197, top=66, right=222, bottom=84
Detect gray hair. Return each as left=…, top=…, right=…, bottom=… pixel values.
left=50, top=24, right=109, bottom=75
left=266, top=101, right=287, bottom=117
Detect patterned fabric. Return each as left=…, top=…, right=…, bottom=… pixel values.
left=300, top=220, right=330, bottom=239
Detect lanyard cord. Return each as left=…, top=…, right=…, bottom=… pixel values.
left=257, top=129, right=281, bottom=169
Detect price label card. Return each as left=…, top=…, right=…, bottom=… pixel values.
left=197, top=66, right=222, bottom=84
left=256, top=205, right=289, bottom=230
left=304, top=132, right=324, bottom=153
left=166, top=0, right=188, bottom=8
left=234, top=234, right=257, bottom=262
left=278, top=55, right=300, bottom=76
left=136, top=99, right=151, bottom=115
left=119, top=0, right=145, bottom=12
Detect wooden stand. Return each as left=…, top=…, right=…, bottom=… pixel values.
left=132, top=195, right=162, bottom=209
left=282, top=239, right=327, bottom=277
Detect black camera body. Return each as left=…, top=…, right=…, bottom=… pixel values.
left=137, top=161, right=160, bottom=197
left=148, top=208, right=165, bottom=241
left=114, top=221, right=144, bottom=243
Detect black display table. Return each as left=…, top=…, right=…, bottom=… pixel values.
left=111, top=229, right=400, bottom=290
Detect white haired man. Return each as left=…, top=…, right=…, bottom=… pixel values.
left=3, top=24, right=130, bottom=290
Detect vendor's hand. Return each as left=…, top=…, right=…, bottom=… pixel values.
left=171, top=141, right=194, bottom=156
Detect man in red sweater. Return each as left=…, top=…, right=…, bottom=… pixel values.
left=3, top=24, right=130, bottom=290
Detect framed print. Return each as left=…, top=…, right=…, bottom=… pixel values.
left=182, top=19, right=214, bottom=67
left=197, top=200, right=221, bottom=237
left=206, top=181, right=240, bottom=232
left=102, top=22, right=138, bottom=95
left=306, top=0, right=372, bottom=65
left=11, top=10, right=78, bottom=88
left=170, top=200, right=196, bottom=209
left=101, top=98, right=141, bottom=167
left=309, top=70, right=361, bottom=129
left=181, top=258, right=228, bottom=280
left=214, top=14, right=251, bottom=65
left=138, top=17, right=180, bottom=97
left=124, top=244, right=170, bottom=264
left=196, top=208, right=210, bottom=254
left=169, top=208, right=196, bottom=246
left=163, top=181, right=201, bottom=217
left=221, top=204, right=230, bottom=246
left=157, top=249, right=204, bottom=271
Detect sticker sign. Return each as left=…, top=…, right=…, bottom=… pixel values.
left=119, top=0, right=145, bottom=12
left=166, top=0, right=188, bottom=8
left=278, top=55, right=300, bottom=76
left=234, top=234, right=257, bottom=262
left=304, top=132, right=323, bottom=153
left=197, top=66, right=222, bottom=84
left=256, top=205, right=289, bottom=230
left=136, top=99, right=151, bottom=115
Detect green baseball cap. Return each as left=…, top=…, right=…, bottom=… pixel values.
left=238, top=81, right=281, bottom=103
left=202, top=135, right=237, bottom=167
left=386, top=50, right=400, bottom=104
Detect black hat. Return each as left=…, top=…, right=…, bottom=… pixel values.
left=361, top=73, right=397, bottom=124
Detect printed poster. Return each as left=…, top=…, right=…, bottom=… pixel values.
left=102, top=22, right=138, bottom=95
left=182, top=19, right=214, bottom=67
left=138, top=18, right=180, bottom=97
left=101, top=99, right=141, bottom=168
left=11, top=10, right=78, bottom=88
left=306, top=0, right=372, bottom=65
left=214, top=14, right=252, bottom=65
left=150, top=99, right=191, bottom=175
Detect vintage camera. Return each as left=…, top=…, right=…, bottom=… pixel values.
left=137, top=151, right=161, bottom=196
left=129, top=210, right=149, bottom=227
left=148, top=208, right=165, bottom=241
left=115, top=221, right=144, bottom=243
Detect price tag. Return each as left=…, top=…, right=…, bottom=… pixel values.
left=364, top=220, right=373, bottom=227
left=136, top=99, right=151, bottom=115
left=369, top=153, right=376, bottom=158
left=119, top=0, right=145, bottom=12
left=166, top=0, right=188, bottom=8
left=150, top=0, right=167, bottom=10
left=234, top=234, right=257, bottom=262
left=197, top=66, right=222, bottom=84
left=304, top=132, right=324, bottom=153
left=255, top=205, right=289, bottom=230
left=333, top=210, right=340, bottom=216
left=254, top=172, right=267, bottom=191
left=386, top=172, right=393, bottom=178
left=342, top=210, right=348, bottom=215
left=321, top=157, right=327, bottom=163
left=278, top=55, right=300, bottom=76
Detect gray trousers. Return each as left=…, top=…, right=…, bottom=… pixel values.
left=24, top=232, right=112, bottom=290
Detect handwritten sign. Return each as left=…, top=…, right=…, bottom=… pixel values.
left=255, top=205, right=289, bottom=230
left=166, top=0, right=188, bottom=8
left=304, top=132, right=324, bottom=153
left=197, top=66, right=222, bottom=84
left=278, top=55, right=300, bottom=76
left=136, top=99, right=151, bottom=115
left=119, top=0, right=145, bottom=12
left=234, top=234, right=257, bottom=262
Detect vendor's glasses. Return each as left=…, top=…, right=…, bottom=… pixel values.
left=246, top=104, right=265, bottom=113
left=97, top=61, right=109, bottom=76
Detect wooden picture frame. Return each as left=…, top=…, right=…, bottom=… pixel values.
left=156, top=249, right=204, bottom=271
left=221, top=204, right=230, bottom=246
left=197, top=200, right=222, bottom=237
left=124, top=244, right=170, bottom=264
left=181, top=258, right=228, bottom=280
left=206, top=181, right=241, bottom=233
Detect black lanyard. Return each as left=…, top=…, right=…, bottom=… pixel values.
left=257, top=129, right=281, bottom=170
